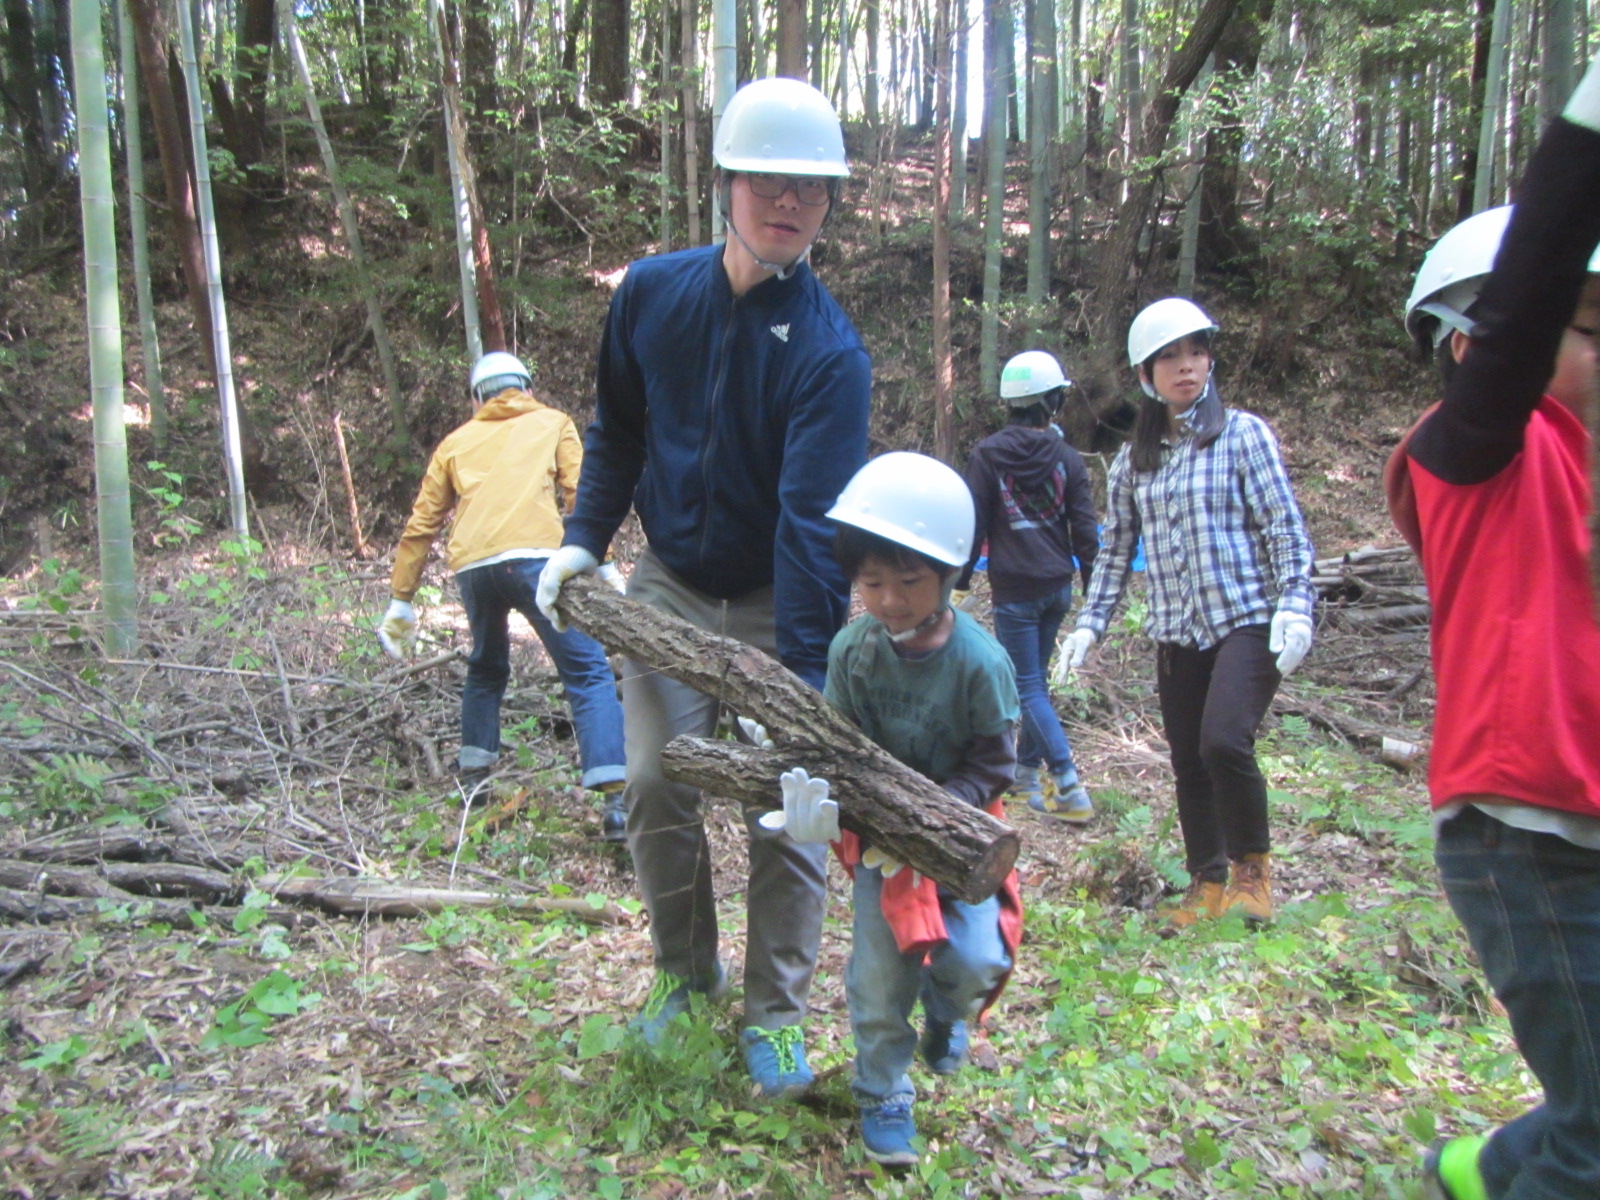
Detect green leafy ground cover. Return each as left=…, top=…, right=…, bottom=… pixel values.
left=0, top=539, right=1526, bottom=1200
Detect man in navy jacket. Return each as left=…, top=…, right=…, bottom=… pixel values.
left=538, top=77, right=870, bottom=1098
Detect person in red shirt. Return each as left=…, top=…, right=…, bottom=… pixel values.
left=1387, top=53, right=1600, bottom=1200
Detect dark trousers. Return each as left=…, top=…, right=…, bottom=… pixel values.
left=1155, top=623, right=1280, bottom=882
left=1436, top=806, right=1600, bottom=1200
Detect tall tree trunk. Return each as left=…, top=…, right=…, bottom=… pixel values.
left=177, top=0, right=249, bottom=538
left=659, top=6, right=675, bottom=250
left=1198, top=0, right=1271, bottom=270
left=776, top=0, right=805, bottom=78
left=280, top=0, right=406, bottom=451
left=591, top=0, right=630, bottom=104
left=1176, top=55, right=1210, bottom=298
left=979, top=0, right=1012, bottom=397
left=1456, top=0, right=1495, bottom=222
left=1025, top=0, right=1056, bottom=311
left=1540, top=0, right=1576, bottom=123
left=1089, top=0, right=1238, bottom=382
left=125, top=0, right=215, bottom=384
left=865, top=0, right=879, bottom=123
left=683, top=0, right=701, bottom=244
left=72, top=0, right=136, bottom=654
left=931, top=0, right=954, bottom=463
left=5, top=0, right=53, bottom=207
left=949, top=0, right=967, bottom=214
left=1472, top=0, right=1511, bottom=212
left=462, top=0, right=497, bottom=117
left=120, top=0, right=167, bottom=448
left=434, top=0, right=504, bottom=356
left=231, top=0, right=272, bottom=165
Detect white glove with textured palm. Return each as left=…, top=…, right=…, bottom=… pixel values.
left=597, top=562, right=626, bottom=593
left=535, top=546, right=599, bottom=630
left=862, top=846, right=923, bottom=887
left=377, top=599, right=416, bottom=660
left=1054, top=628, right=1097, bottom=686
left=737, top=717, right=775, bottom=750
left=1269, top=611, right=1314, bottom=677
left=758, top=768, right=840, bottom=844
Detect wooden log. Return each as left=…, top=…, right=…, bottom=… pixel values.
left=554, top=574, right=1020, bottom=904
left=0, top=858, right=237, bottom=902
left=257, top=875, right=628, bottom=925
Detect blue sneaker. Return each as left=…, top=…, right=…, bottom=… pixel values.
left=1031, top=774, right=1094, bottom=824
left=860, top=1096, right=919, bottom=1165
left=741, top=1025, right=813, bottom=1099
left=1008, top=765, right=1042, bottom=808
left=628, top=963, right=726, bottom=1046
left=919, top=1017, right=969, bottom=1075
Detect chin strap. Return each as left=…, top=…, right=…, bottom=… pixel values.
left=724, top=214, right=810, bottom=281
left=882, top=576, right=959, bottom=644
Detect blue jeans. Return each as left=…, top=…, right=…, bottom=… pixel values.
left=992, top=585, right=1079, bottom=782
left=456, top=558, right=626, bottom=791
left=847, top=865, right=1011, bottom=1101
left=1435, top=806, right=1600, bottom=1200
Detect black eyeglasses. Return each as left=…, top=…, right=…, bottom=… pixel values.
left=744, top=172, right=833, bottom=207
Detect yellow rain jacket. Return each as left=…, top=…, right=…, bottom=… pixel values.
left=390, top=389, right=583, bottom=601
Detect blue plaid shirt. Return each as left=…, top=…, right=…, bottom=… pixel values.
left=1077, top=409, right=1314, bottom=650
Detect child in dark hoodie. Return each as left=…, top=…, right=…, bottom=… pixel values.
left=959, top=351, right=1100, bottom=822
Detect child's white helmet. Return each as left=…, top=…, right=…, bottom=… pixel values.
left=714, top=78, right=849, bottom=177
left=470, top=352, right=531, bottom=401
left=1000, top=350, right=1071, bottom=404
left=1401, top=204, right=1600, bottom=349
left=1404, top=205, right=1515, bottom=349
left=827, top=452, right=975, bottom=567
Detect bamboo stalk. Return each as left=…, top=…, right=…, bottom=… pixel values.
left=332, top=411, right=369, bottom=559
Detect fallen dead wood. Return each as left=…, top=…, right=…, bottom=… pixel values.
left=257, top=874, right=629, bottom=925
left=13, top=826, right=257, bottom=871
left=0, top=883, right=206, bottom=927
left=0, top=858, right=238, bottom=902
left=554, top=575, right=1020, bottom=904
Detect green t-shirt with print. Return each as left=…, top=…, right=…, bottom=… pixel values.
left=824, top=609, right=1019, bottom=785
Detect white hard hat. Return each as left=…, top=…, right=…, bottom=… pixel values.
left=1407, top=205, right=1600, bottom=347
left=1404, top=205, right=1515, bottom=348
left=470, top=352, right=531, bottom=400
left=827, top=452, right=975, bottom=567
left=714, top=77, right=849, bottom=177
left=1000, top=350, right=1070, bottom=404
left=1127, top=298, right=1219, bottom=367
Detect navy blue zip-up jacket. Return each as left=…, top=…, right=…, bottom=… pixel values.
left=563, top=243, right=872, bottom=688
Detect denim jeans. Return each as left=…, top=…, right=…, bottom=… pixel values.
left=1155, top=624, right=1279, bottom=881
left=456, top=558, right=626, bottom=791
left=1435, top=805, right=1600, bottom=1200
left=847, top=864, right=1011, bottom=1101
left=992, top=584, right=1079, bottom=782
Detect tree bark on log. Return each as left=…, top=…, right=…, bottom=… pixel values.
left=553, top=575, right=1021, bottom=904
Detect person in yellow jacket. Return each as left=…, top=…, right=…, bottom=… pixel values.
left=378, top=353, right=627, bottom=836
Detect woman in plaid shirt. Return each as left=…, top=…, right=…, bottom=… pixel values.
left=1055, top=298, right=1315, bottom=931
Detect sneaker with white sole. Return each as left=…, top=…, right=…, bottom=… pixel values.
left=860, top=1095, right=919, bottom=1165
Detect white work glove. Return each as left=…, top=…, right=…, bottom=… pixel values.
left=535, top=546, right=599, bottom=631
left=862, top=846, right=923, bottom=887
left=758, top=768, right=840, bottom=844
left=597, top=562, right=626, bottom=593
left=737, top=717, right=775, bottom=750
left=1269, top=611, right=1314, bottom=677
left=377, top=599, right=416, bottom=660
left=1053, top=628, right=1097, bottom=686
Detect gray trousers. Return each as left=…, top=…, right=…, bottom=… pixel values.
left=622, top=549, right=829, bottom=1030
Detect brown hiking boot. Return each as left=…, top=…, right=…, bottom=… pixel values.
left=1223, top=853, right=1273, bottom=923
left=1159, top=878, right=1226, bottom=935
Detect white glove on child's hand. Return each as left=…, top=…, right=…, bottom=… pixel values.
left=758, top=768, right=840, bottom=844
left=862, top=846, right=924, bottom=887
left=1269, top=611, right=1314, bottom=677
left=377, top=599, right=416, bottom=660
left=535, top=546, right=599, bottom=630
left=597, top=561, right=626, bottom=593
left=1054, top=628, right=1097, bottom=686
left=737, top=717, right=775, bottom=750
